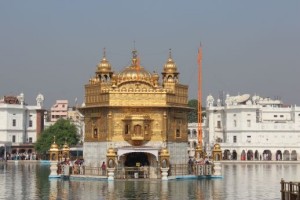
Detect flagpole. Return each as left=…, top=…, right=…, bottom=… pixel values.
left=197, top=45, right=203, bottom=149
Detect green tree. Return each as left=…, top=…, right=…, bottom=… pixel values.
left=188, top=99, right=198, bottom=123
left=35, top=118, right=80, bottom=156
left=188, top=99, right=206, bottom=123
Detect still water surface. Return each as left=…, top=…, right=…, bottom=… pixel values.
left=0, top=162, right=299, bottom=200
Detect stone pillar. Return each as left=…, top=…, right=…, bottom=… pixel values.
left=195, top=144, right=205, bottom=159
left=212, top=144, right=222, bottom=161
left=213, top=162, right=222, bottom=176
left=161, top=167, right=169, bottom=181
left=49, top=161, right=59, bottom=178
left=106, top=147, right=117, bottom=180
left=107, top=168, right=115, bottom=181
left=48, top=137, right=60, bottom=178
left=159, top=147, right=170, bottom=181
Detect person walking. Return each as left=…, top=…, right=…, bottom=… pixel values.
left=101, top=161, right=106, bottom=176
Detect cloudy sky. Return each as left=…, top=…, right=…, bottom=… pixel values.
left=1, top=1, right=299, bottom=108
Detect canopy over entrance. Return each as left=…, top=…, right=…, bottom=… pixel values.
left=117, top=146, right=160, bottom=161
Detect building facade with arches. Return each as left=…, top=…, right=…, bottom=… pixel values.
left=0, top=93, right=44, bottom=160
left=203, top=93, right=300, bottom=161
left=80, top=49, right=190, bottom=177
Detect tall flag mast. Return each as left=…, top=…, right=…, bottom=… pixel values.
left=197, top=44, right=203, bottom=148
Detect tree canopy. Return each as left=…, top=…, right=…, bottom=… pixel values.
left=35, top=118, right=80, bottom=155
left=188, top=99, right=205, bottom=123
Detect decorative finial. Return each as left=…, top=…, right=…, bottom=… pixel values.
left=169, top=48, right=172, bottom=58
left=132, top=49, right=138, bottom=65
left=133, top=40, right=136, bottom=50
left=103, top=47, right=106, bottom=58
left=53, top=136, right=56, bottom=143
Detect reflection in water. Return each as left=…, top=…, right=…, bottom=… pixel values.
left=1, top=163, right=300, bottom=199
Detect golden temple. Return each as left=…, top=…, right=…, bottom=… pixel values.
left=80, top=48, right=191, bottom=178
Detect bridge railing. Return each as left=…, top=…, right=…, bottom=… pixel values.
left=280, top=179, right=300, bottom=200
left=169, top=163, right=213, bottom=176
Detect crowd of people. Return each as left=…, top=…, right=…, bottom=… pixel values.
left=5, top=153, right=37, bottom=161
left=188, top=157, right=212, bottom=174
left=58, top=159, right=85, bottom=175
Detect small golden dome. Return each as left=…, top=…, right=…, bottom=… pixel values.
left=107, top=147, right=116, bottom=156
left=214, top=143, right=221, bottom=150
left=160, top=148, right=170, bottom=156
left=50, top=142, right=59, bottom=150
left=61, top=142, right=70, bottom=151
left=195, top=143, right=202, bottom=151
left=96, top=48, right=112, bottom=73
left=152, top=71, right=159, bottom=79
left=163, top=49, right=177, bottom=73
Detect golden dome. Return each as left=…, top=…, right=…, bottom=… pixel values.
left=49, top=139, right=59, bottom=152
left=96, top=48, right=112, bottom=73
left=117, top=50, right=153, bottom=82
left=163, top=49, right=177, bottom=73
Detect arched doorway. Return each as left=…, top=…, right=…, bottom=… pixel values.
left=124, top=152, right=150, bottom=167
left=276, top=150, right=282, bottom=161
left=283, top=150, right=290, bottom=161
left=247, top=150, right=254, bottom=160
left=241, top=150, right=246, bottom=160
left=0, top=147, right=4, bottom=159
left=291, top=150, right=297, bottom=161
left=263, top=150, right=272, bottom=160
left=223, top=149, right=231, bottom=160
left=232, top=150, right=237, bottom=160
left=254, top=150, right=259, bottom=160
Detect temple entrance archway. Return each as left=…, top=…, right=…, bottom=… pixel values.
left=116, top=152, right=159, bottom=179
left=124, top=152, right=150, bottom=167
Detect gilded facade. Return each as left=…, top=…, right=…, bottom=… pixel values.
left=80, top=49, right=191, bottom=176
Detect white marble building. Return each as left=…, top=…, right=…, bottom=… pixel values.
left=187, top=123, right=199, bottom=158
left=0, top=93, right=44, bottom=158
left=202, top=93, right=300, bottom=161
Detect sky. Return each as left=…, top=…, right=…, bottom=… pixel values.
left=0, top=1, right=299, bottom=108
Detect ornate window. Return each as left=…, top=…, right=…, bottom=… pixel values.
left=29, top=120, right=33, bottom=127
left=125, top=124, right=130, bottom=134
left=176, top=129, right=180, bottom=138
left=134, top=125, right=142, bottom=136
left=93, top=128, right=98, bottom=138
